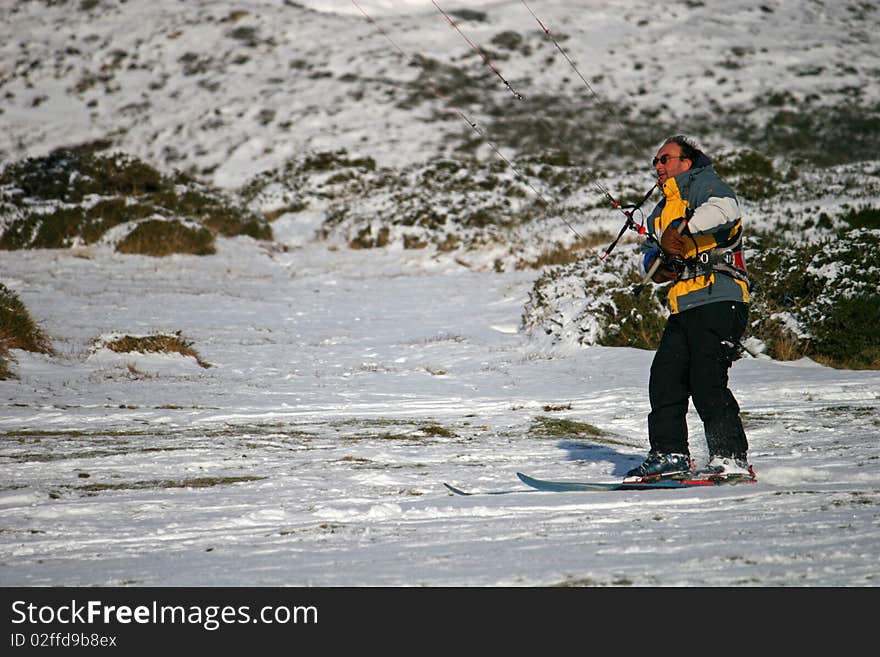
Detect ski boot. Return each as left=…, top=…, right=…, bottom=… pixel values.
left=624, top=452, right=693, bottom=482
left=693, top=454, right=756, bottom=483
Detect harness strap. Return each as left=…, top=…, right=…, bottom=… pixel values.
left=678, top=231, right=749, bottom=286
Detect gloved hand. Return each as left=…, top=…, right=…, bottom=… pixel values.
left=660, top=222, right=685, bottom=255
left=652, top=265, right=677, bottom=283
left=642, top=245, right=678, bottom=283
left=642, top=245, right=660, bottom=274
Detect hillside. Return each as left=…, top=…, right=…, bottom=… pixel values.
left=3, top=0, right=879, bottom=366
left=3, top=0, right=879, bottom=183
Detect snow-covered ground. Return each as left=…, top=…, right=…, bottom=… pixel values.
left=1, top=1, right=878, bottom=587
left=2, top=229, right=878, bottom=586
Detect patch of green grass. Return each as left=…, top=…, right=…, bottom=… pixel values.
left=713, top=148, right=786, bottom=200
left=0, top=428, right=150, bottom=441
left=599, top=272, right=668, bottom=349
left=85, top=198, right=155, bottom=237
left=115, top=219, right=216, bottom=256
left=543, top=403, right=573, bottom=412
left=0, top=206, right=82, bottom=249
left=760, top=102, right=880, bottom=166
left=522, top=247, right=668, bottom=350
left=840, top=205, right=880, bottom=230
left=265, top=148, right=595, bottom=256
left=0, top=283, right=52, bottom=379
left=418, top=424, right=458, bottom=438
left=0, top=345, right=11, bottom=380
left=748, top=228, right=880, bottom=368
left=0, top=147, right=271, bottom=251
left=154, top=184, right=271, bottom=240
left=305, top=150, right=376, bottom=173
left=821, top=405, right=879, bottom=418
left=0, top=148, right=162, bottom=203
left=529, top=416, right=606, bottom=438
left=76, top=476, right=264, bottom=493
left=809, top=293, right=880, bottom=370
left=550, top=577, right=599, bottom=587
left=329, top=418, right=459, bottom=441
left=0, top=285, right=52, bottom=353
left=448, top=8, right=488, bottom=22
left=5, top=449, right=134, bottom=463
left=482, top=96, right=665, bottom=172
left=529, top=415, right=638, bottom=447
left=525, top=221, right=880, bottom=370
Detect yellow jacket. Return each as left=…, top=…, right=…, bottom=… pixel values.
left=643, top=161, right=749, bottom=314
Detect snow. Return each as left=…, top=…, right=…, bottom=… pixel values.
left=1, top=0, right=879, bottom=587
left=3, top=233, right=878, bottom=587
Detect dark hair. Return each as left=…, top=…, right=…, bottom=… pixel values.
left=663, top=134, right=706, bottom=164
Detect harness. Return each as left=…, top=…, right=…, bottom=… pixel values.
left=678, top=225, right=750, bottom=289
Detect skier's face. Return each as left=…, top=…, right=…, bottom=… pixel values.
left=653, top=144, right=691, bottom=186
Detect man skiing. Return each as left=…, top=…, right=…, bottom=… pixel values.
left=625, top=135, right=753, bottom=482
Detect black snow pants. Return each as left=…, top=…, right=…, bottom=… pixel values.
left=647, top=300, right=749, bottom=458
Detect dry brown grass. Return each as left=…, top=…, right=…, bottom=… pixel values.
left=517, top=233, right=615, bottom=269
left=100, top=332, right=211, bottom=368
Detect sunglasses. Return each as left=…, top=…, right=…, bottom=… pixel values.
left=652, top=154, right=688, bottom=167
